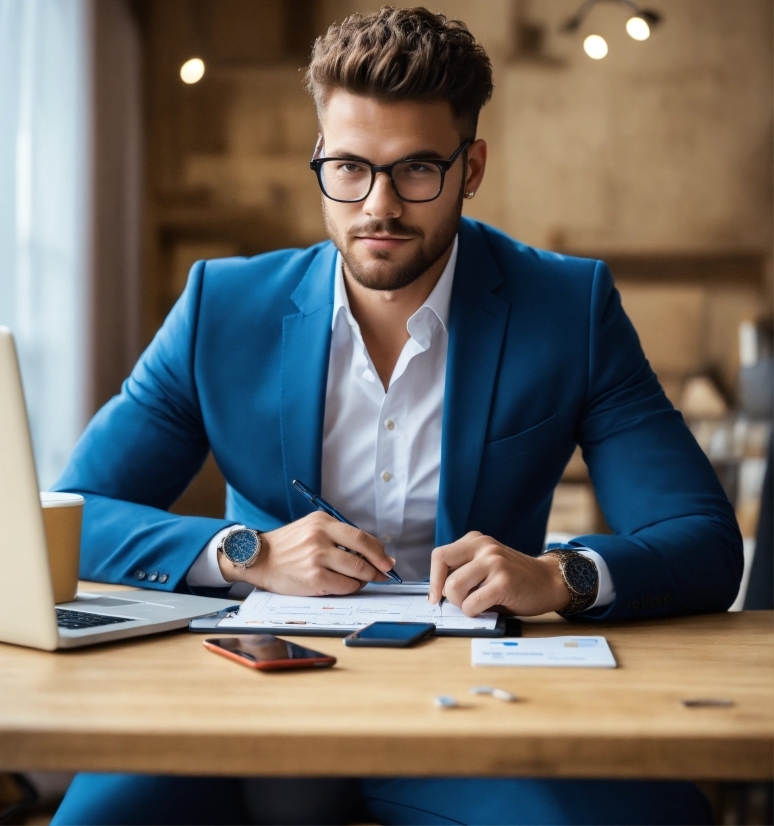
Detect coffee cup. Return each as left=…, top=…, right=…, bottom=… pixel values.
left=39, top=492, right=84, bottom=603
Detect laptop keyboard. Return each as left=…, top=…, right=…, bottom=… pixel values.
left=56, top=608, right=135, bottom=630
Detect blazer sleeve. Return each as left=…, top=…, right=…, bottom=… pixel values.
left=53, top=260, right=234, bottom=593
left=570, top=261, right=743, bottom=620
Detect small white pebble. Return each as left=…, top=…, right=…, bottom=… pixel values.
left=469, top=685, right=494, bottom=695
left=491, top=688, right=518, bottom=702
left=434, top=695, right=459, bottom=709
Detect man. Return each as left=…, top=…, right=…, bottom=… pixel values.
left=52, top=6, right=739, bottom=825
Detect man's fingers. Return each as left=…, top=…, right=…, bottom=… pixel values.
left=460, top=579, right=503, bottom=617
left=432, top=532, right=483, bottom=569
left=325, top=520, right=394, bottom=573
left=308, top=567, right=364, bottom=596
left=443, top=558, right=491, bottom=608
left=428, top=553, right=449, bottom=605
left=429, top=532, right=483, bottom=603
left=325, top=546, right=388, bottom=583
left=255, top=514, right=394, bottom=597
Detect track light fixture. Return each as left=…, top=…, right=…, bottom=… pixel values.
left=561, top=0, right=662, bottom=58
left=180, top=0, right=206, bottom=83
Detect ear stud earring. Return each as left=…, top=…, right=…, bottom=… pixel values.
left=465, top=191, right=475, bottom=199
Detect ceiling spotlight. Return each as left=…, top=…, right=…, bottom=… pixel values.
left=583, top=34, right=609, bottom=59
left=626, top=16, right=651, bottom=40
left=180, top=57, right=205, bottom=85
left=560, top=0, right=662, bottom=53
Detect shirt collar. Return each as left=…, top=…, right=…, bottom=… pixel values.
left=331, top=235, right=458, bottom=335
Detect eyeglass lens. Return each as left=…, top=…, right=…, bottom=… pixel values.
left=319, top=159, right=443, bottom=202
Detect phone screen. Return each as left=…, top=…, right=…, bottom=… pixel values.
left=204, top=635, right=336, bottom=669
left=355, top=622, right=434, bottom=641
left=343, top=621, right=436, bottom=647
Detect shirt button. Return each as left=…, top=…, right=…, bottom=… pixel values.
left=385, top=420, right=395, bottom=430
left=148, top=572, right=158, bottom=582
left=381, top=471, right=392, bottom=482
left=383, top=534, right=393, bottom=544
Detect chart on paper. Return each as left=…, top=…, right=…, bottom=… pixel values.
left=216, top=589, right=499, bottom=632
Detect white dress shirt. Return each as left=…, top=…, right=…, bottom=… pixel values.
left=187, top=237, right=614, bottom=608
left=318, top=240, right=458, bottom=580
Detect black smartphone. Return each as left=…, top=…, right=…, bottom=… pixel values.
left=344, top=621, right=435, bottom=648
left=204, top=635, right=337, bottom=670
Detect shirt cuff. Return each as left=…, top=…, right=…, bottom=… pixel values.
left=185, top=526, right=244, bottom=588
left=574, top=548, right=616, bottom=609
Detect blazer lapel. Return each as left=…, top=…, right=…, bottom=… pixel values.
left=436, top=220, right=509, bottom=546
left=280, top=244, right=337, bottom=522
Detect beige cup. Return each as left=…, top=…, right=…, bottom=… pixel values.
left=39, top=492, right=84, bottom=604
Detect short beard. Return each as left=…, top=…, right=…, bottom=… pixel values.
left=322, top=190, right=463, bottom=293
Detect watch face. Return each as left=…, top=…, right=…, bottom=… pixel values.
left=223, top=530, right=258, bottom=565
left=563, top=554, right=597, bottom=596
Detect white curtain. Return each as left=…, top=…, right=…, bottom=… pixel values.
left=0, top=0, right=91, bottom=489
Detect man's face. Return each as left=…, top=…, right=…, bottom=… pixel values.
left=317, top=92, right=482, bottom=292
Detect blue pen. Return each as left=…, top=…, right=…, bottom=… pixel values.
left=292, top=479, right=403, bottom=584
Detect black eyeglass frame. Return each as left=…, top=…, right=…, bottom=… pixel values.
left=309, top=137, right=473, bottom=204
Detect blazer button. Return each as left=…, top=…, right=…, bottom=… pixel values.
left=134, top=570, right=146, bottom=580
left=664, top=593, right=672, bottom=604
left=632, top=600, right=640, bottom=610
left=649, top=597, right=659, bottom=608
left=158, top=574, right=169, bottom=584
left=148, top=572, right=158, bottom=582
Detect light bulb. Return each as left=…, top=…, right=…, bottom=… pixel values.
left=626, top=16, right=650, bottom=40
left=583, top=34, right=608, bottom=59
left=180, top=57, right=205, bottom=84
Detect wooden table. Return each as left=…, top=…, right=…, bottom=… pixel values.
left=0, top=592, right=770, bottom=781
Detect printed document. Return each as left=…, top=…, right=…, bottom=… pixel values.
left=472, top=636, right=617, bottom=667
left=217, top=588, right=498, bottom=632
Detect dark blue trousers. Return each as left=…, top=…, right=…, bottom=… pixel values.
left=52, top=773, right=712, bottom=825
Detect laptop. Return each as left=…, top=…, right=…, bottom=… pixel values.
left=0, top=327, right=237, bottom=650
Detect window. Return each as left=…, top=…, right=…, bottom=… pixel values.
left=0, top=0, right=90, bottom=487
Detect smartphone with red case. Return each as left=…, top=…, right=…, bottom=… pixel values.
left=203, top=635, right=336, bottom=671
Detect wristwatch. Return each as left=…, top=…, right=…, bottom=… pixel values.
left=542, top=549, right=598, bottom=616
left=217, top=527, right=262, bottom=570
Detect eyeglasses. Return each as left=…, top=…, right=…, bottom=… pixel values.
left=310, top=137, right=472, bottom=203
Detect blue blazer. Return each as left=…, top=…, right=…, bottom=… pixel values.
left=55, top=218, right=742, bottom=619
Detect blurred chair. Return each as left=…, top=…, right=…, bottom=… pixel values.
left=744, top=436, right=773, bottom=609
left=0, top=773, right=37, bottom=823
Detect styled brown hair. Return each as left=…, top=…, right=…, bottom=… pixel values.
left=305, top=6, right=493, bottom=135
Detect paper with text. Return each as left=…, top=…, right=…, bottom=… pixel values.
left=217, top=589, right=498, bottom=632
left=472, top=636, right=616, bottom=667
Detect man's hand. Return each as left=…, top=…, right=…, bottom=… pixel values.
left=217, top=513, right=395, bottom=596
left=428, top=531, right=574, bottom=617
